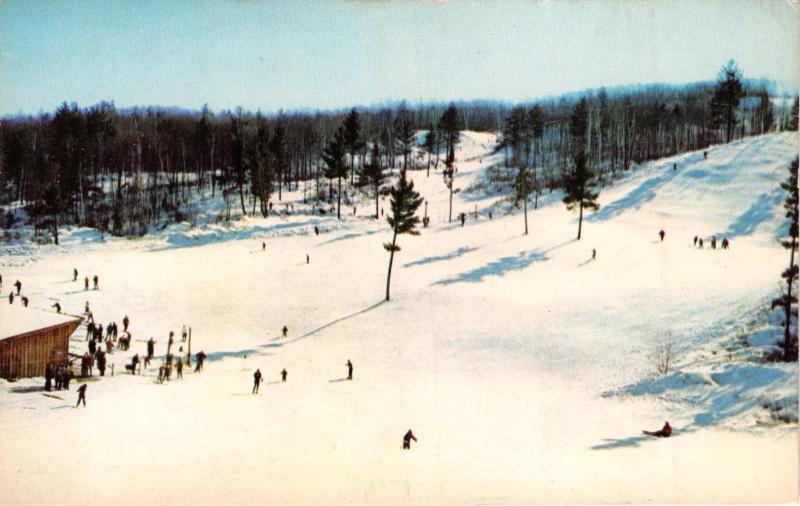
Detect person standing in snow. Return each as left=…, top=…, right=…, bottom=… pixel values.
left=45, top=363, right=53, bottom=392
left=281, top=368, right=287, bottom=382
left=698, top=238, right=704, bottom=249
left=346, top=360, right=353, bottom=381
left=147, top=337, right=155, bottom=360
left=123, top=315, right=130, bottom=332
left=14, top=280, right=21, bottom=295
left=643, top=421, right=672, bottom=437
left=175, top=357, right=183, bottom=379
left=658, top=229, right=665, bottom=242
left=195, top=351, right=206, bottom=372
left=182, top=325, right=187, bottom=342
left=722, top=237, right=730, bottom=250
left=282, top=325, right=288, bottom=338
left=306, top=254, right=309, bottom=264
left=7, top=292, right=12, bottom=305
left=262, top=242, right=266, bottom=251
left=73, top=268, right=78, bottom=282
left=130, top=354, right=139, bottom=375
left=84, top=276, right=89, bottom=291
left=21, top=296, right=28, bottom=307
left=96, top=349, right=107, bottom=376
left=253, top=369, right=262, bottom=394
left=592, top=248, right=596, bottom=260
left=693, top=235, right=698, bottom=247
left=75, top=384, right=87, bottom=408
left=711, top=236, right=717, bottom=250
left=93, top=275, right=98, bottom=290
left=402, top=429, right=417, bottom=449
left=52, top=302, right=61, bottom=313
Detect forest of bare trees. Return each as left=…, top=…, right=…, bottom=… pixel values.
left=0, top=61, right=797, bottom=243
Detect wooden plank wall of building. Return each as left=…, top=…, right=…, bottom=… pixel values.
left=0, top=321, right=80, bottom=380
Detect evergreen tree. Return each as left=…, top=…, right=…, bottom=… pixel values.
left=321, top=126, right=347, bottom=220
left=562, top=150, right=599, bottom=240
left=394, top=113, right=415, bottom=172
left=711, top=59, right=743, bottom=143
left=343, top=108, right=364, bottom=185
left=383, top=173, right=423, bottom=301
left=439, top=105, right=462, bottom=223
left=422, top=125, right=438, bottom=177
left=362, top=142, right=385, bottom=219
left=270, top=120, right=287, bottom=201
left=515, top=164, right=538, bottom=235
left=789, top=96, right=799, bottom=131
left=772, top=157, right=799, bottom=361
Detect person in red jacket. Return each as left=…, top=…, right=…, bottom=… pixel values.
left=643, top=421, right=672, bottom=437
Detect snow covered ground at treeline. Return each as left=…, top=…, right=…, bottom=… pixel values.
left=0, top=130, right=797, bottom=504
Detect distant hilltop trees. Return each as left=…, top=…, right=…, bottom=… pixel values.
left=0, top=61, right=796, bottom=242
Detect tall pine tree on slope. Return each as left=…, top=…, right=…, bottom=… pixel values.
left=383, top=171, right=423, bottom=301
left=772, top=157, right=799, bottom=361
left=562, top=150, right=599, bottom=240
left=362, top=142, right=385, bottom=219
left=343, top=108, right=364, bottom=185
left=711, top=59, right=743, bottom=143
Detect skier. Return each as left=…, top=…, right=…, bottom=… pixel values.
left=129, top=354, right=139, bottom=375
left=75, top=384, right=87, bottom=408
left=306, top=254, right=310, bottom=264
left=698, top=238, right=704, bottom=249
left=88, top=339, right=97, bottom=356
left=175, top=357, right=183, bottom=379
left=253, top=369, right=262, bottom=394
left=693, top=235, right=698, bottom=246
left=84, top=277, right=89, bottom=291
left=96, top=349, right=106, bottom=376
left=7, top=292, right=12, bottom=305
left=704, top=150, right=708, bottom=159
left=262, top=242, right=266, bottom=251
left=182, top=325, right=187, bottom=342
left=402, top=429, right=417, bottom=450
left=195, top=351, right=206, bottom=372
left=14, top=279, right=21, bottom=295
left=157, top=365, right=165, bottom=384
left=722, top=237, right=730, bottom=250
left=45, top=363, right=53, bottom=392
left=93, top=275, right=98, bottom=290
left=123, top=315, right=130, bottom=332
left=73, top=268, right=78, bottom=281
left=346, top=360, right=353, bottom=381
left=643, top=421, right=672, bottom=438
left=282, top=325, right=288, bottom=338
left=314, top=225, right=319, bottom=236
left=281, top=368, right=287, bottom=382
left=20, top=296, right=28, bottom=307
left=592, top=248, right=596, bottom=260
left=659, top=229, right=665, bottom=242
left=711, top=236, right=717, bottom=250
left=64, top=364, right=74, bottom=390
left=460, top=212, right=466, bottom=227
left=147, top=337, right=155, bottom=360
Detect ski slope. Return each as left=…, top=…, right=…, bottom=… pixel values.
left=0, top=131, right=797, bottom=504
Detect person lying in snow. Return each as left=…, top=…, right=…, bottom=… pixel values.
left=643, top=421, right=672, bottom=437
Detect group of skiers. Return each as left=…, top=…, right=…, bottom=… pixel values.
left=252, top=367, right=290, bottom=393
left=44, top=362, right=75, bottom=392
left=692, top=235, right=730, bottom=250
left=7, top=279, right=24, bottom=306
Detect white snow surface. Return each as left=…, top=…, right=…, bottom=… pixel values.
left=0, top=131, right=798, bottom=504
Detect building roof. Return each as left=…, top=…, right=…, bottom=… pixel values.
left=0, top=304, right=83, bottom=342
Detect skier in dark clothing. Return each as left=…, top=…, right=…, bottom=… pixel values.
left=253, top=369, right=262, bottom=394
left=314, top=225, right=319, bottom=236
left=262, top=242, right=266, bottom=251
left=693, top=235, right=698, bottom=246
left=52, top=302, right=61, bottom=313
left=306, top=254, right=310, bottom=264
left=45, top=363, right=53, bottom=391
left=84, top=277, right=89, bottom=291
left=402, top=429, right=417, bottom=449
left=147, top=337, right=155, bottom=360
left=282, top=325, right=288, bottom=338
left=658, top=229, right=665, bottom=242
left=123, top=315, right=130, bottom=332
left=73, top=268, right=78, bottom=281
left=129, top=354, right=139, bottom=375
left=711, top=236, right=717, bottom=250
left=14, top=280, right=21, bottom=295
left=643, top=421, right=672, bottom=438
left=8, top=292, right=12, bottom=305
left=76, top=384, right=87, bottom=408
left=346, top=360, right=353, bottom=380
left=88, top=339, right=97, bottom=356
left=592, top=248, right=596, bottom=260
left=698, top=238, right=704, bottom=249
left=93, top=275, right=98, bottom=290
left=21, top=296, right=28, bottom=307
left=96, top=350, right=106, bottom=376
left=281, top=368, right=287, bottom=382
left=459, top=212, right=466, bottom=227
left=175, top=358, right=183, bottom=379
left=721, top=237, right=730, bottom=250
left=64, top=364, right=73, bottom=390
left=195, top=351, right=206, bottom=372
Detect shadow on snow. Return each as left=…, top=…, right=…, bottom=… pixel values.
left=433, top=249, right=548, bottom=286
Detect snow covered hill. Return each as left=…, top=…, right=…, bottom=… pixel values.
left=0, top=131, right=797, bottom=504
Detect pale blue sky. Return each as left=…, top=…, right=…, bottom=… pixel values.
left=1, top=0, right=797, bottom=116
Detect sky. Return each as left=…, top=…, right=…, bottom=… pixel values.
left=0, top=0, right=798, bottom=116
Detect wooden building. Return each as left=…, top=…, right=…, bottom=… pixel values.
left=0, top=305, right=82, bottom=380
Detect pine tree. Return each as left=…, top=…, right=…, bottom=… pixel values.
left=362, top=142, right=385, bottom=219
left=789, top=96, right=799, bottom=131
left=562, top=150, right=599, bottom=240
left=394, top=113, right=415, bottom=172
left=771, top=158, right=799, bottom=361
left=711, top=59, right=743, bottom=143
left=515, top=164, right=538, bottom=235
left=343, top=108, right=364, bottom=185
left=439, top=105, right=461, bottom=223
left=383, top=173, right=423, bottom=301
left=422, top=126, right=438, bottom=177
left=321, top=126, right=347, bottom=220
